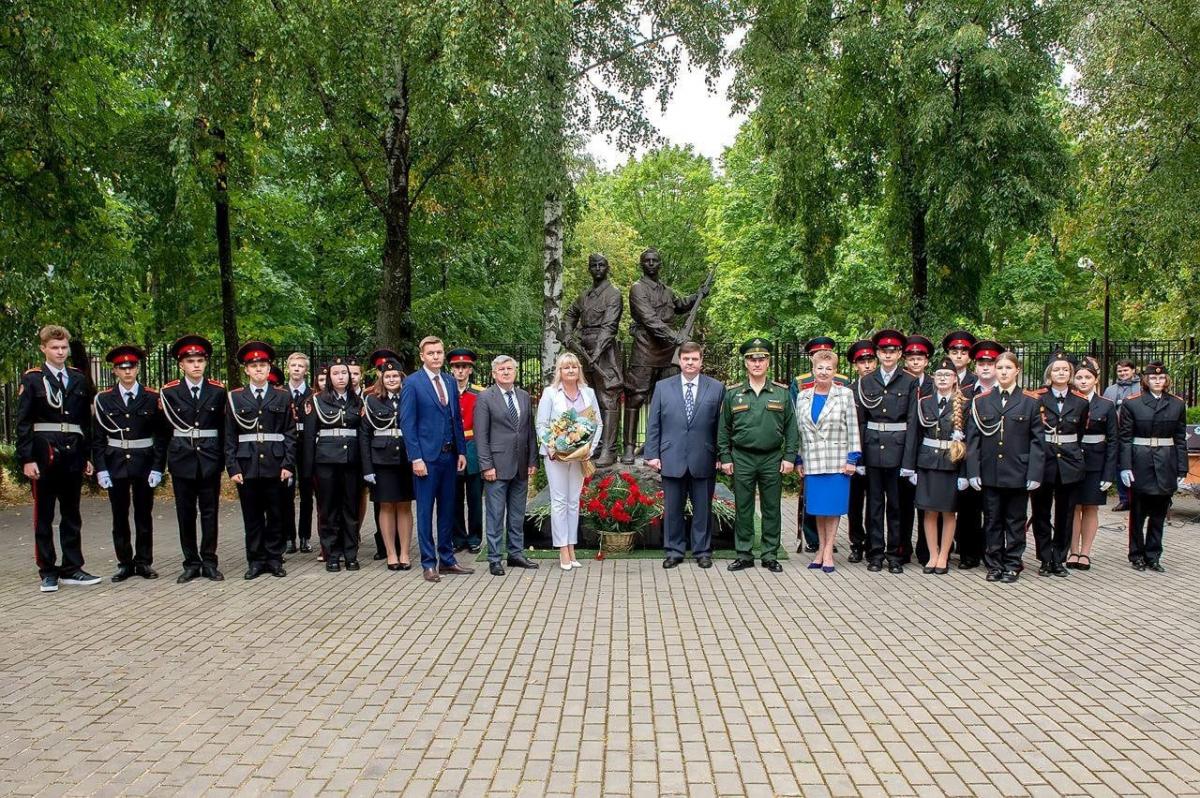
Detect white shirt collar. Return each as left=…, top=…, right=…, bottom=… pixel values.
left=289, top=380, right=307, bottom=393
left=119, top=382, right=140, bottom=398
left=1053, top=388, right=1067, bottom=399
left=681, top=374, right=699, bottom=389
left=424, top=367, right=442, bottom=383
left=185, top=376, right=204, bottom=392
left=249, top=381, right=269, bottom=393
left=45, top=362, right=67, bottom=381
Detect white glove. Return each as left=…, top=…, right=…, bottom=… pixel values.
left=1120, top=470, right=1134, bottom=487
left=855, top=466, right=865, bottom=476
left=899, top=468, right=916, bottom=478
left=957, top=478, right=968, bottom=491
left=969, top=477, right=982, bottom=491
left=907, top=473, right=918, bottom=486
left=951, top=430, right=965, bottom=442
left=97, top=471, right=112, bottom=489
left=147, top=470, right=162, bottom=488
left=364, top=473, right=377, bottom=485
left=1179, top=478, right=1186, bottom=491
left=1099, top=481, right=1112, bottom=492
left=1026, top=480, right=1041, bottom=491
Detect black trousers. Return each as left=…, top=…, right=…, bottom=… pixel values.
left=662, top=473, right=714, bottom=558
left=32, top=466, right=85, bottom=578
left=238, top=477, right=285, bottom=569
left=108, top=476, right=155, bottom=566
left=283, top=472, right=314, bottom=544
left=453, top=470, right=484, bottom=548
left=848, top=472, right=867, bottom=552
left=316, top=463, right=360, bottom=563
left=174, top=474, right=221, bottom=569
left=983, top=487, right=1028, bottom=574
left=866, top=467, right=903, bottom=565
left=956, top=488, right=984, bottom=564
left=1031, top=478, right=1080, bottom=565
left=1128, top=492, right=1172, bottom=563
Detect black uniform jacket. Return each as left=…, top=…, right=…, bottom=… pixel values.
left=1118, top=391, right=1188, bottom=495
left=903, top=392, right=967, bottom=475
left=358, top=394, right=409, bottom=472
left=301, top=393, right=363, bottom=475
left=91, top=385, right=169, bottom=478
left=1081, top=393, right=1118, bottom=482
left=160, top=379, right=227, bottom=481
left=16, top=366, right=92, bottom=472
left=1033, top=387, right=1090, bottom=484
left=224, top=385, right=297, bottom=479
left=966, top=388, right=1046, bottom=489
left=854, top=368, right=917, bottom=469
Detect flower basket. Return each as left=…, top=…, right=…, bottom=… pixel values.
left=600, top=530, right=637, bottom=553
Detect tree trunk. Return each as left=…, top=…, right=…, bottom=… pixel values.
left=541, top=193, right=565, bottom=381
left=213, top=132, right=240, bottom=386
left=909, top=203, right=928, bottom=329
left=377, top=68, right=414, bottom=367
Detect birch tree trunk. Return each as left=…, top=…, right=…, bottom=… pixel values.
left=541, top=193, right=564, bottom=381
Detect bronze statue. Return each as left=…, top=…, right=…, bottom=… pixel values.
left=563, top=254, right=624, bottom=467
left=622, top=247, right=708, bottom=464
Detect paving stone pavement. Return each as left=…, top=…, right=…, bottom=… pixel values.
left=1, top=492, right=1199, bottom=797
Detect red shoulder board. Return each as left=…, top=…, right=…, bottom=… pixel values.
left=162, top=379, right=180, bottom=388
left=101, top=387, right=115, bottom=394
left=1071, top=390, right=1089, bottom=400
left=144, top=388, right=159, bottom=397
left=206, top=378, right=224, bottom=387
left=231, top=386, right=245, bottom=394
left=23, top=366, right=42, bottom=375
left=1127, top=391, right=1143, bottom=401
left=1023, top=389, right=1041, bottom=399
left=1170, top=392, right=1185, bottom=402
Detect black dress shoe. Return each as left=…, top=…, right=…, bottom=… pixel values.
left=1051, top=563, right=1069, bottom=577
left=111, top=565, right=134, bottom=583
left=344, top=560, right=360, bottom=571
left=453, top=544, right=469, bottom=554
left=888, top=564, right=904, bottom=574
left=489, top=562, right=505, bottom=576
left=270, top=566, right=286, bottom=577
left=804, top=544, right=818, bottom=553
left=697, top=556, right=713, bottom=569
left=135, top=564, right=159, bottom=579
left=999, top=570, right=1019, bottom=583
left=848, top=549, right=864, bottom=563
left=1130, top=557, right=1146, bottom=571
left=286, top=541, right=298, bottom=554
left=299, top=540, right=313, bottom=553
left=507, top=556, right=539, bottom=569
left=867, top=561, right=883, bottom=572
left=985, top=569, right=1001, bottom=582
left=244, top=566, right=262, bottom=580
left=663, top=557, right=683, bottom=569
left=1147, top=560, right=1165, bottom=572
left=762, top=560, right=783, bottom=573
left=1113, top=501, right=1130, bottom=512
left=203, top=565, right=225, bottom=581
left=176, top=567, right=201, bottom=584
left=1038, top=563, right=1052, bottom=577
left=958, top=558, right=979, bottom=570
left=468, top=545, right=482, bottom=554
left=326, top=561, right=341, bottom=572
left=373, top=551, right=386, bottom=561
left=727, top=559, right=754, bottom=572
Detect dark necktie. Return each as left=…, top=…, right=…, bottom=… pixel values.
left=294, top=389, right=302, bottom=402
left=192, top=385, right=200, bottom=400
left=57, top=370, right=67, bottom=389
left=685, top=382, right=695, bottom=422
left=125, top=391, right=134, bottom=406
left=434, top=376, right=447, bottom=406
left=1000, top=391, right=1009, bottom=408
left=938, top=397, right=947, bottom=411
left=506, top=391, right=518, bottom=424
left=1056, top=392, right=1064, bottom=412
left=255, top=388, right=264, bottom=403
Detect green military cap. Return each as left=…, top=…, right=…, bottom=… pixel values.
left=740, top=338, right=772, bottom=358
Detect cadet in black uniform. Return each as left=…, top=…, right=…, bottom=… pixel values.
left=282, top=352, right=314, bottom=554
left=225, top=341, right=297, bottom=579
left=17, top=325, right=99, bottom=593
left=942, top=331, right=978, bottom=392
left=966, top=350, right=1045, bottom=583
left=845, top=340, right=877, bottom=562
left=161, top=335, right=227, bottom=582
left=955, top=339, right=1001, bottom=570
left=1068, top=359, right=1117, bottom=570
left=1119, top=362, right=1188, bottom=572
left=303, top=356, right=364, bottom=572
left=360, top=358, right=416, bottom=570
left=789, top=337, right=848, bottom=554
left=855, top=330, right=917, bottom=573
left=92, top=346, right=169, bottom=582
left=899, top=334, right=934, bottom=564
left=1030, top=353, right=1090, bottom=577
left=366, top=348, right=401, bottom=560
left=904, top=358, right=967, bottom=574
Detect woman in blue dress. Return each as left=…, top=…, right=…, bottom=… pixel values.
left=795, top=349, right=862, bottom=572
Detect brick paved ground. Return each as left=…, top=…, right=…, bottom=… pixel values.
left=1, top=492, right=1199, bottom=797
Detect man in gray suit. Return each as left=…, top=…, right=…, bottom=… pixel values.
left=475, top=354, right=540, bottom=576
left=643, top=341, right=725, bottom=569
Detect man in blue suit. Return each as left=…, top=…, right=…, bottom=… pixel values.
left=400, top=336, right=473, bottom=582
left=643, top=341, right=726, bottom=569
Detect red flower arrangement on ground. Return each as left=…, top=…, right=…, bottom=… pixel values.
left=578, top=470, right=663, bottom=536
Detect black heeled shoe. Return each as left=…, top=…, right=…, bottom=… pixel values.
left=923, top=566, right=935, bottom=574
left=387, top=563, right=401, bottom=571
left=397, top=562, right=412, bottom=571
left=935, top=567, right=948, bottom=575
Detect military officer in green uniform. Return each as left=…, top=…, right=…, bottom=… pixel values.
left=719, top=338, right=799, bottom=573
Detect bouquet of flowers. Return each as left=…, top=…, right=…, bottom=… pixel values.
left=540, top=407, right=599, bottom=476
left=579, top=471, right=663, bottom=538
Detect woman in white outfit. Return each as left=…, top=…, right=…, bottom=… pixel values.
left=537, top=352, right=603, bottom=571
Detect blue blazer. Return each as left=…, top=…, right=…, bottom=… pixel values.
left=399, top=370, right=468, bottom=463
left=643, top=374, right=725, bottom=479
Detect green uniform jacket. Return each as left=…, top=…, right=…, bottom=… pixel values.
left=718, top=379, right=799, bottom=463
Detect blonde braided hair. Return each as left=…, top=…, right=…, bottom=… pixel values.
left=949, top=388, right=966, bottom=463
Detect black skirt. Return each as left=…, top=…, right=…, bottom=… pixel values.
left=1077, top=470, right=1108, bottom=506
left=374, top=462, right=414, bottom=503
left=916, top=469, right=959, bottom=513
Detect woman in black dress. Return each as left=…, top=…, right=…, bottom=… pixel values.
left=359, top=359, right=415, bottom=570
left=1119, top=361, right=1188, bottom=572
left=904, top=358, right=967, bottom=574
left=302, top=357, right=364, bottom=572
left=1068, top=359, right=1117, bottom=570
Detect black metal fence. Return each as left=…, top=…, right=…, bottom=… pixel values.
left=1, top=338, right=1195, bottom=445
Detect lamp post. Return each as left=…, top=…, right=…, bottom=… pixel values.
left=1078, top=257, right=1111, bottom=382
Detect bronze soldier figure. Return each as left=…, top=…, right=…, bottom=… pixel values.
left=563, top=254, right=624, bottom=467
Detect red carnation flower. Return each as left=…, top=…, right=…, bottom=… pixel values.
left=587, top=499, right=604, bottom=514
left=599, top=475, right=615, bottom=489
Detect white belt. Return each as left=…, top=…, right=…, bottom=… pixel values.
left=922, top=438, right=952, bottom=450
left=1133, top=437, right=1173, bottom=447
left=1080, top=434, right=1105, bottom=445
left=318, top=428, right=357, bottom=438
left=295, top=422, right=304, bottom=431
left=238, top=433, right=285, bottom=443
left=1047, top=434, right=1079, bottom=444
left=33, top=423, right=83, bottom=435
left=374, top=428, right=403, bottom=438
left=867, top=422, right=907, bottom=432
left=174, top=428, right=218, bottom=439
left=106, top=438, right=155, bottom=450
